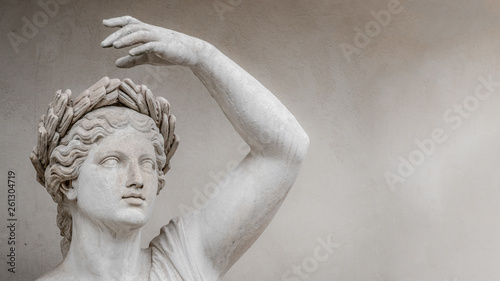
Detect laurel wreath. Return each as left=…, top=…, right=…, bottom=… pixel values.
left=30, top=76, right=179, bottom=187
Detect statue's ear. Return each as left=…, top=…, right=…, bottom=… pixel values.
left=60, top=181, right=77, bottom=201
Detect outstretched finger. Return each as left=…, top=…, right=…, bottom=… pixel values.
left=129, top=42, right=161, bottom=56
left=101, top=24, right=144, bottom=47
left=102, top=16, right=142, bottom=28
left=112, top=30, right=156, bottom=49
left=115, top=54, right=149, bottom=68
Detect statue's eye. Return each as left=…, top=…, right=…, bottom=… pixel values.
left=141, top=159, right=155, bottom=171
left=101, top=157, right=120, bottom=167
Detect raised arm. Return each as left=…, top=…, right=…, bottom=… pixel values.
left=102, top=16, right=309, bottom=278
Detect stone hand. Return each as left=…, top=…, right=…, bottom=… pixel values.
left=101, top=16, right=208, bottom=68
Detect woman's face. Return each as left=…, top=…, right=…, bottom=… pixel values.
left=71, top=125, right=159, bottom=231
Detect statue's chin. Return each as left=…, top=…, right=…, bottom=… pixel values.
left=112, top=208, right=152, bottom=230
left=74, top=206, right=152, bottom=234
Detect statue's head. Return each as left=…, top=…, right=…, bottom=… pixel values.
left=30, top=77, right=179, bottom=257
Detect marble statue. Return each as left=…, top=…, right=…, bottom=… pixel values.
left=30, top=16, right=309, bottom=281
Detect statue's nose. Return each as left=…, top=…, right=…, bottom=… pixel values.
left=125, top=161, right=144, bottom=189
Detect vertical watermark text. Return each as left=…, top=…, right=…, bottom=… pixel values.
left=6, top=171, right=17, bottom=274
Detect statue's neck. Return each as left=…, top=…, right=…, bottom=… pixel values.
left=61, top=211, right=150, bottom=281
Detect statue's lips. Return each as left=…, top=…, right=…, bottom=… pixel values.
left=122, top=193, right=145, bottom=201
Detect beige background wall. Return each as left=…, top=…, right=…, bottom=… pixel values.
left=1, top=0, right=500, bottom=280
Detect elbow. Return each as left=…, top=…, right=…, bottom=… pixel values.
left=290, top=128, right=309, bottom=164
left=302, top=131, right=310, bottom=152
left=256, top=126, right=309, bottom=163
left=299, top=130, right=310, bottom=158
